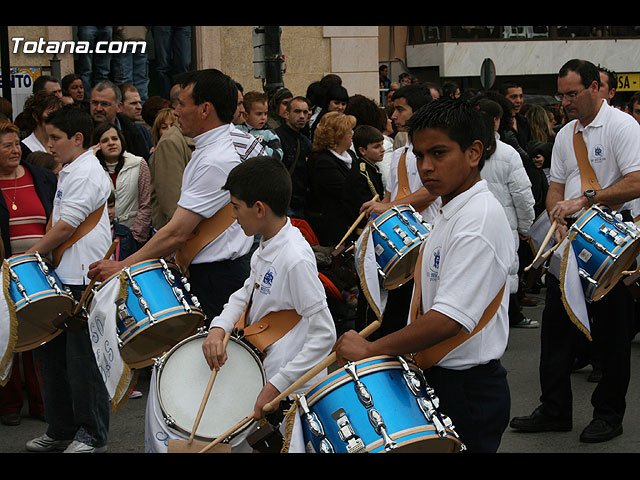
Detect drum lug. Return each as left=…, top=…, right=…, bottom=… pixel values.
left=344, top=362, right=373, bottom=409
left=397, top=356, right=422, bottom=396
left=368, top=408, right=397, bottom=451
left=34, top=252, right=49, bottom=274
left=171, top=286, right=192, bottom=314
left=297, top=394, right=325, bottom=439
left=138, top=297, right=157, bottom=325
left=159, top=258, right=176, bottom=285
left=393, top=225, right=414, bottom=246
left=417, top=396, right=448, bottom=439
left=115, top=298, right=137, bottom=330
left=331, top=408, right=366, bottom=453
left=8, top=267, right=30, bottom=304
left=123, top=268, right=142, bottom=297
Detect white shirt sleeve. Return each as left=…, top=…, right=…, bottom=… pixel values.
left=57, top=173, right=108, bottom=228
left=177, top=162, right=230, bottom=219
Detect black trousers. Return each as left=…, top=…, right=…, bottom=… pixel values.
left=424, top=359, right=510, bottom=453
left=539, top=273, right=634, bottom=425
left=188, top=254, right=251, bottom=325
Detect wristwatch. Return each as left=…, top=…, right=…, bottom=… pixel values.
left=584, top=189, right=597, bottom=206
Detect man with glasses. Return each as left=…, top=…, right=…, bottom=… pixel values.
left=510, top=59, right=640, bottom=444
left=89, top=80, right=150, bottom=160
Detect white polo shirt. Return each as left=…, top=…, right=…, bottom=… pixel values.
left=386, top=140, right=441, bottom=223
left=550, top=99, right=640, bottom=215
left=210, top=219, right=337, bottom=393
left=414, top=180, right=513, bottom=370
left=52, top=150, right=112, bottom=285
left=177, top=124, right=253, bottom=264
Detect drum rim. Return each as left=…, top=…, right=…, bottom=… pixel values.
left=118, top=307, right=205, bottom=342
left=155, top=332, right=266, bottom=441
left=366, top=424, right=461, bottom=453
left=304, top=355, right=419, bottom=406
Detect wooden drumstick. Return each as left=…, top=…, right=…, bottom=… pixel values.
left=188, top=331, right=231, bottom=445
left=198, top=320, right=382, bottom=454
left=335, top=194, right=380, bottom=250
left=524, top=220, right=557, bottom=272
left=73, top=239, right=119, bottom=314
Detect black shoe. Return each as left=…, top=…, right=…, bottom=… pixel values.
left=510, top=407, right=572, bottom=432
left=1, top=413, right=21, bottom=426
left=579, top=419, right=622, bottom=443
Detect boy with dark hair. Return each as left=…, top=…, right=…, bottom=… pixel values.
left=336, top=98, right=515, bottom=453
left=25, top=104, right=113, bottom=453
left=202, top=156, right=336, bottom=453
left=237, top=91, right=283, bottom=160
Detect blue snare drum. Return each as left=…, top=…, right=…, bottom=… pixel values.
left=298, top=355, right=463, bottom=453
left=371, top=205, right=431, bottom=290
left=6, top=253, right=73, bottom=351
left=570, top=204, right=640, bottom=301
left=92, top=259, right=204, bottom=368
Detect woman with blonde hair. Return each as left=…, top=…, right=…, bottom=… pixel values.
left=150, top=107, right=177, bottom=150
left=305, top=111, right=357, bottom=246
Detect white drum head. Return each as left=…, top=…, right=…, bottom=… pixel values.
left=157, top=334, right=265, bottom=440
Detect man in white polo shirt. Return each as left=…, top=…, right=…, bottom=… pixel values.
left=336, top=98, right=514, bottom=453
left=89, top=69, right=252, bottom=322
left=510, top=59, right=640, bottom=444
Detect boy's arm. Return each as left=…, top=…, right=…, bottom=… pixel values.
left=25, top=219, right=76, bottom=255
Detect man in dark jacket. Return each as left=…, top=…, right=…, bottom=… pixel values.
left=275, top=96, right=312, bottom=219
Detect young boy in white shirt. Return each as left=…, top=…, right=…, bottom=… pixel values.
left=25, top=105, right=113, bottom=453
left=202, top=155, right=336, bottom=452
left=335, top=98, right=515, bottom=453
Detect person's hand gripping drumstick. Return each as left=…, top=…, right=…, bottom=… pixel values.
left=524, top=220, right=557, bottom=272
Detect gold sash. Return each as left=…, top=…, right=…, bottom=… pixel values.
left=174, top=203, right=235, bottom=273
left=46, top=204, right=105, bottom=267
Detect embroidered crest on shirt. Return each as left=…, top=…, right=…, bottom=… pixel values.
left=260, top=266, right=277, bottom=295
left=428, top=247, right=441, bottom=282
left=592, top=144, right=605, bottom=163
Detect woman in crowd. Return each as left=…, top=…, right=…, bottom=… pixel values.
left=0, top=120, right=58, bottom=426
left=150, top=107, right=177, bottom=155
left=305, top=111, right=357, bottom=246
left=61, top=74, right=86, bottom=109
left=92, top=122, right=151, bottom=248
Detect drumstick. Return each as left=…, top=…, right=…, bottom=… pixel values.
left=73, top=239, right=119, bottom=314
left=335, top=194, right=380, bottom=250
left=198, top=320, right=382, bottom=454
left=188, top=331, right=231, bottom=445
left=524, top=220, right=557, bottom=272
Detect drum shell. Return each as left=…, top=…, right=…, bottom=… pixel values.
left=91, top=259, right=204, bottom=368
left=7, top=254, right=72, bottom=351
left=571, top=207, right=640, bottom=301
left=371, top=206, right=430, bottom=290
left=300, top=355, right=460, bottom=453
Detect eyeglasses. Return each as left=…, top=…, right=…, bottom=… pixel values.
left=90, top=100, right=114, bottom=108
left=554, top=88, right=586, bottom=102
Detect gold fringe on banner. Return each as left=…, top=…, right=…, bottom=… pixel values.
left=559, top=232, right=592, bottom=341
left=0, top=260, right=18, bottom=386
left=280, top=400, right=298, bottom=453
left=109, top=270, right=135, bottom=412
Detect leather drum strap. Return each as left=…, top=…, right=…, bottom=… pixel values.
left=573, top=124, right=601, bottom=193
left=46, top=203, right=106, bottom=267
left=394, top=148, right=412, bottom=201
left=234, top=308, right=302, bottom=354
left=175, top=203, right=235, bottom=273
left=409, top=245, right=506, bottom=370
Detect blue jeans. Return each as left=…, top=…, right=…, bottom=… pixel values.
left=33, top=285, right=110, bottom=447
left=112, top=51, right=149, bottom=101
left=151, top=26, right=192, bottom=99
left=76, top=26, right=113, bottom=95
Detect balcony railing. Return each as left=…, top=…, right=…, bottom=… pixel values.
left=409, top=26, right=640, bottom=44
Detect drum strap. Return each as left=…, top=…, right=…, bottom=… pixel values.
left=409, top=245, right=506, bottom=370
left=46, top=203, right=105, bottom=267
left=394, top=148, right=412, bottom=201
left=573, top=124, right=601, bottom=193
left=234, top=308, right=302, bottom=355
left=174, top=203, right=235, bottom=273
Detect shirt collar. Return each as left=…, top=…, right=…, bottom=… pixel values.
left=59, top=149, right=96, bottom=175
left=256, top=218, right=292, bottom=263
left=439, top=179, right=488, bottom=220
left=193, top=123, right=231, bottom=149
left=575, top=98, right=608, bottom=132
